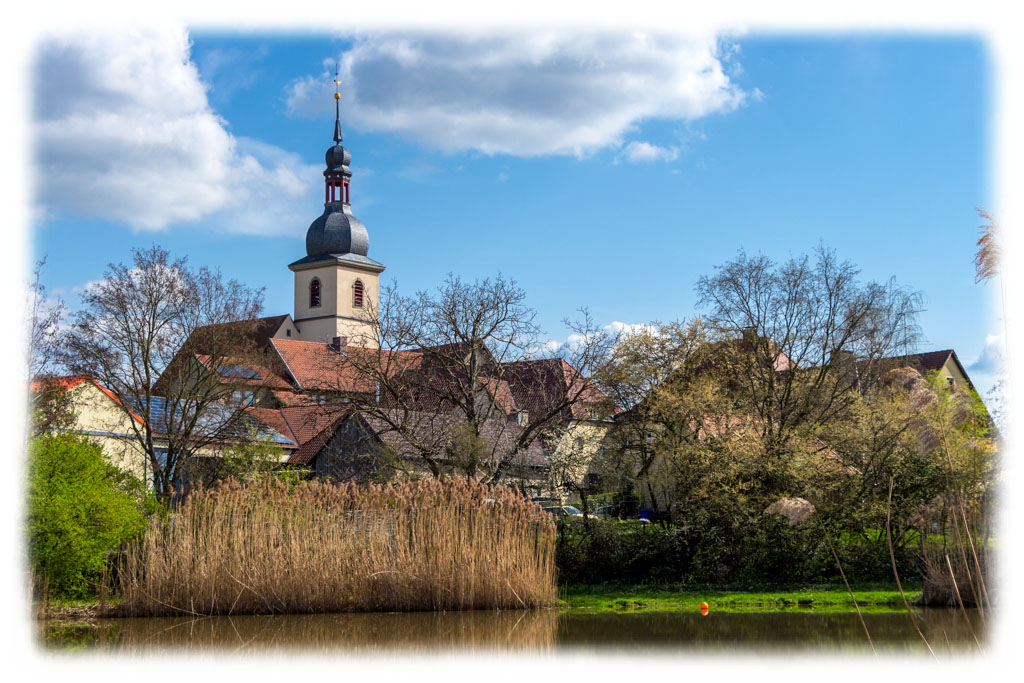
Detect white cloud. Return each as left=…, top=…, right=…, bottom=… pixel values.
left=286, top=31, right=750, bottom=158
left=617, top=141, right=680, bottom=164
left=964, top=332, right=1005, bottom=400
left=533, top=321, right=656, bottom=358
left=33, top=26, right=317, bottom=234
left=603, top=321, right=658, bottom=338
left=967, top=332, right=1005, bottom=375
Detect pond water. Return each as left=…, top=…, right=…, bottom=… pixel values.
left=40, top=608, right=985, bottom=655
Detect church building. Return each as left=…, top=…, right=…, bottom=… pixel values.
left=224, top=83, right=385, bottom=349
left=286, top=86, right=384, bottom=348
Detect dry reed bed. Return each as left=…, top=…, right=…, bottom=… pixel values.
left=118, top=478, right=557, bottom=616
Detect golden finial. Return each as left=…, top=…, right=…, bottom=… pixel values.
left=332, top=63, right=343, bottom=144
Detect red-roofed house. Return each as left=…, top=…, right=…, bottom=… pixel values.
left=31, top=375, right=151, bottom=481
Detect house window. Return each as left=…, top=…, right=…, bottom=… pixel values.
left=353, top=279, right=364, bottom=308
left=231, top=390, right=255, bottom=406
left=310, top=278, right=321, bottom=308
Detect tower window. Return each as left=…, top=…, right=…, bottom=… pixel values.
left=310, top=278, right=321, bottom=308
left=353, top=279, right=364, bottom=308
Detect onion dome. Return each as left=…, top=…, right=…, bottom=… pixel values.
left=325, top=143, right=351, bottom=171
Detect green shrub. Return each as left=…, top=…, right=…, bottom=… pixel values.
left=555, top=515, right=916, bottom=586
left=26, top=434, right=150, bottom=598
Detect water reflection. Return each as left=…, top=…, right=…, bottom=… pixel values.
left=41, top=608, right=984, bottom=655
left=43, top=610, right=558, bottom=655
left=557, top=610, right=984, bottom=654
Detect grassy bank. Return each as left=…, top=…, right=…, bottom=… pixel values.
left=35, top=583, right=921, bottom=624
left=560, top=583, right=922, bottom=613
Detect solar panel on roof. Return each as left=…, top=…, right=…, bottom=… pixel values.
left=218, top=364, right=262, bottom=380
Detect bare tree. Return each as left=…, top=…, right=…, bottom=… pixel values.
left=26, top=257, right=73, bottom=437
left=27, top=257, right=66, bottom=379
left=694, top=246, right=922, bottom=490
left=316, top=274, right=616, bottom=486
left=59, top=246, right=266, bottom=493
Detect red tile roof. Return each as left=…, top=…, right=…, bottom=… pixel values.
left=246, top=404, right=349, bottom=449
left=30, top=374, right=146, bottom=424
left=500, top=358, right=611, bottom=421
left=478, top=376, right=518, bottom=415
left=30, top=374, right=91, bottom=392
left=288, top=413, right=349, bottom=465
left=153, top=315, right=293, bottom=395
left=270, top=339, right=420, bottom=393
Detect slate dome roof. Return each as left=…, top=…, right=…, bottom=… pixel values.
left=306, top=205, right=368, bottom=257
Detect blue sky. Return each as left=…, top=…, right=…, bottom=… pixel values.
left=29, top=28, right=1002, bottom=395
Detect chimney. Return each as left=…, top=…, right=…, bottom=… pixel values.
left=330, top=336, right=348, bottom=353
left=741, top=326, right=757, bottom=343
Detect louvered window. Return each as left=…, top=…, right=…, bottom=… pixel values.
left=310, top=278, right=321, bottom=308
left=353, top=279, right=364, bottom=308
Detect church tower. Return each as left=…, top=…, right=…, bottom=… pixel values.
left=289, top=75, right=385, bottom=348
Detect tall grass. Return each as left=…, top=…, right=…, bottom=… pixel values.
left=918, top=499, right=991, bottom=611
left=117, top=478, right=557, bottom=616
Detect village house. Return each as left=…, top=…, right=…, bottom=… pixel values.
left=30, top=374, right=295, bottom=490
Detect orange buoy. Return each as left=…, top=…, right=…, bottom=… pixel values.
left=699, top=602, right=709, bottom=615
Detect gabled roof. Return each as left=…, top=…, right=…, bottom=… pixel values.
left=287, top=408, right=548, bottom=468
left=246, top=404, right=350, bottom=453
left=477, top=376, right=518, bottom=415
left=271, top=339, right=372, bottom=393
left=126, top=396, right=293, bottom=445
left=31, top=374, right=146, bottom=424
left=289, top=413, right=349, bottom=465
left=193, top=314, right=291, bottom=349
left=269, top=339, right=420, bottom=393
left=153, top=315, right=294, bottom=395
left=30, top=374, right=93, bottom=392
left=889, top=349, right=972, bottom=383
left=500, top=357, right=610, bottom=421
left=31, top=374, right=293, bottom=445
left=194, top=354, right=294, bottom=390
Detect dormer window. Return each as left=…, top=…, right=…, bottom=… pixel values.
left=310, top=278, right=321, bottom=308
left=353, top=279, right=364, bottom=308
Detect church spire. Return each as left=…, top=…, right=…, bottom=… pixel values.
left=300, top=68, right=367, bottom=259
left=322, top=66, right=352, bottom=207
left=333, top=64, right=343, bottom=144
